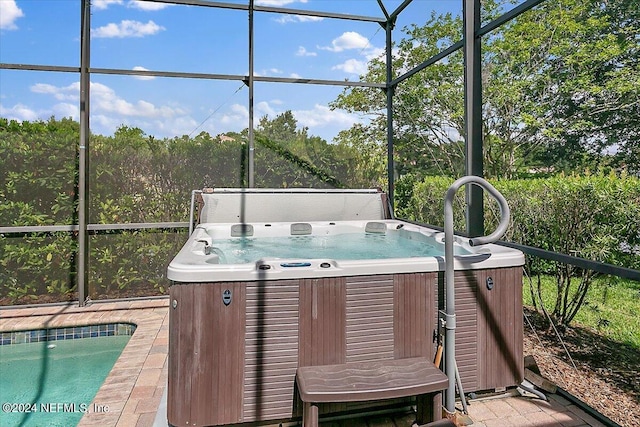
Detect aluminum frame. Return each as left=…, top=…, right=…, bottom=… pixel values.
left=3, top=0, right=637, bottom=305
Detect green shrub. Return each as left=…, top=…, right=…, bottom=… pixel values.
left=400, top=172, right=640, bottom=324
left=0, top=117, right=363, bottom=304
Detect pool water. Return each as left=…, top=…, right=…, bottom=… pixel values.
left=212, top=232, right=468, bottom=264
left=0, top=335, right=130, bottom=427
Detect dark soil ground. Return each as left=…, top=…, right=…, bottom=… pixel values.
left=523, top=307, right=640, bottom=427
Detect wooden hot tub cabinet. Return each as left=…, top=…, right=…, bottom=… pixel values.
left=167, top=267, right=523, bottom=426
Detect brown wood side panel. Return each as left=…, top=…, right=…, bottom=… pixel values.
left=478, top=267, right=524, bottom=389
left=168, top=283, right=246, bottom=427
left=345, top=275, right=395, bottom=363
left=475, top=267, right=524, bottom=391
left=202, top=283, right=246, bottom=425
left=394, top=272, right=437, bottom=359
left=168, top=284, right=194, bottom=427
left=299, top=278, right=347, bottom=367
left=454, top=271, right=479, bottom=392
left=243, top=281, right=300, bottom=422
left=512, top=267, right=524, bottom=385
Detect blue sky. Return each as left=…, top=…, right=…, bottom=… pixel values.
left=0, top=0, right=462, bottom=142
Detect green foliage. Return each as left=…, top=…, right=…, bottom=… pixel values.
left=0, top=117, right=78, bottom=225
left=523, top=275, right=640, bottom=349
left=491, top=0, right=640, bottom=174
left=0, top=117, right=80, bottom=303
left=1, top=115, right=363, bottom=304
left=332, top=11, right=468, bottom=181
left=331, top=0, right=640, bottom=178
left=0, top=233, right=78, bottom=302
left=401, top=173, right=640, bottom=325
left=88, top=231, right=187, bottom=299
left=254, top=112, right=359, bottom=188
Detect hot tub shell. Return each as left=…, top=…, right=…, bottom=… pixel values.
left=167, top=189, right=525, bottom=426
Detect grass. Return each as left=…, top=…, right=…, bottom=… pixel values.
left=523, top=273, right=640, bottom=349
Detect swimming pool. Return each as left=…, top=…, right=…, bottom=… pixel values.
left=0, top=324, right=134, bottom=427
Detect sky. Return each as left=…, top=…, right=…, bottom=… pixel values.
left=0, top=0, right=463, bottom=142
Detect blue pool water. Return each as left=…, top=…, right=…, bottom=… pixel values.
left=212, top=232, right=468, bottom=264
left=0, top=334, right=130, bottom=427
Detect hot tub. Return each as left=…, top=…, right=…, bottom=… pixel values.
left=167, top=189, right=525, bottom=427
left=168, top=219, right=522, bottom=282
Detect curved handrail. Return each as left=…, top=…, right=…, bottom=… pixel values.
left=443, top=176, right=511, bottom=413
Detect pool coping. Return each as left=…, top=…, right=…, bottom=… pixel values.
left=0, top=298, right=169, bottom=427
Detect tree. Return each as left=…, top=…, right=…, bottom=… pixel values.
left=491, top=0, right=640, bottom=174
left=331, top=11, right=468, bottom=182
left=253, top=111, right=359, bottom=188
left=331, top=0, right=640, bottom=180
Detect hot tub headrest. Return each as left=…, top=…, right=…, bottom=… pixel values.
left=197, top=188, right=390, bottom=223
left=365, top=221, right=387, bottom=234
left=291, top=223, right=313, bottom=235
left=231, top=224, right=254, bottom=237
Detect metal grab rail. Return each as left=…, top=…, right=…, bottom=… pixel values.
left=443, top=176, right=511, bottom=413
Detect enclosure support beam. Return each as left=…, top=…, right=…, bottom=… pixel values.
left=389, top=0, right=414, bottom=21
left=376, top=0, right=390, bottom=20
left=385, top=20, right=395, bottom=210
left=463, top=0, right=484, bottom=237
left=248, top=0, right=255, bottom=188
left=77, top=0, right=91, bottom=306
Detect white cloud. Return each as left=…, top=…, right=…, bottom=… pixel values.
left=296, top=46, right=317, bottom=57
left=256, top=101, right=277, bottom=117
left=254, top=68, right=284, bottom=76
left=219, top=104, right=249, bottom=127
left=293, top=104, right=358, bottom=129
left=332, top=59, right=367, bottom=75
left=320, top=31, right=369, bottom=52
left=290, top=73, right=302, bottom=79
left=31, top=82, right=80, bottom=101
left=223, top=100, right=277, bottom=123
left=90, top=82, right=184, bottom=118
left=128, top=0, right=172, bottom=11
left=364, top=46, right=386, bottom=61
left=52, top=103, right=80, bottom=120
left=92, top=0, right=124, bottom=10
left=8, top=80, right=255, bottom=138
left=10, top=80, right=359, bottom=141
left=275, top=15, right=323, bottom=24
left=30, top=80, right=185, bottom=121
left=132, top=66, right=156, bottom=80
left=91, top=114, right=118, bottom=130
left=92, top=20, right=165, bottom=38
left=0, top=103, right=39, bottom=121
left=247, top=101, right=361, bottom=140
left=0, top=100, right=78, bottom=123
left=92, top=0, right=170, bottom=11
left=318, top=32, right=384, bottom=78
left=0, top=0, right=24, bottom=30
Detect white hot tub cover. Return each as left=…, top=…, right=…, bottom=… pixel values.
left=196, top=188, right=389, bottom=224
